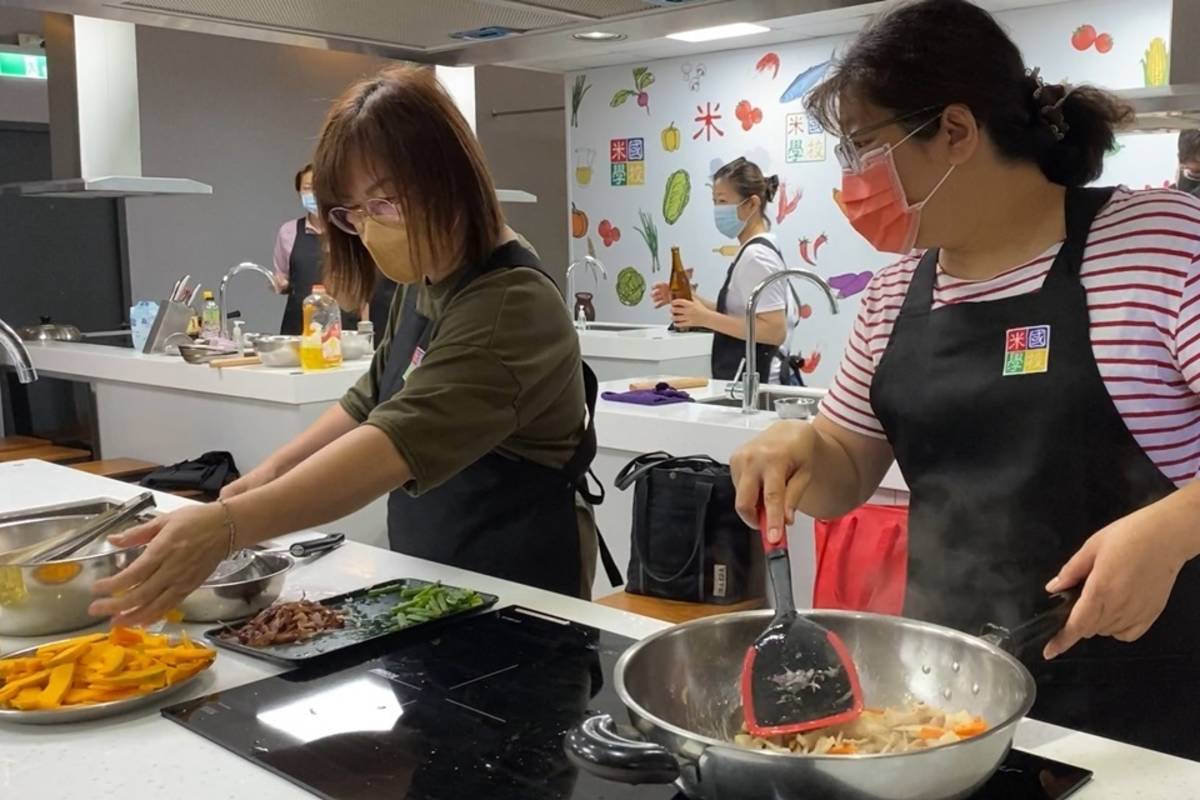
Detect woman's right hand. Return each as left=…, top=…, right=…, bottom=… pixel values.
left=650, top=281, right=671, bottom=308
left=220, top=462, right=280, bottom=500
left=730, top=421, right=817, bottom=544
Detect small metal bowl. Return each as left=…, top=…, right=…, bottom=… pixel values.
left=775, top=395, right=820, bottom=420
left=177, top=343, right=236, bottom=365
left=179, top=551, right=292, bottom=622
left=255, top=335, right=301, bottom=368
left=341, top=331, right=373, bottom=361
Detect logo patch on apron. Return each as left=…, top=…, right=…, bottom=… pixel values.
left=1002, top=325, right=1050, bottom=376
left=403, top=346, right=425, bottom=380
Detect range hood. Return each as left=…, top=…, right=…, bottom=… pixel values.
left=1115, top=0, right=1200, bottom=132
left=1, top=13, right=211, bottom=198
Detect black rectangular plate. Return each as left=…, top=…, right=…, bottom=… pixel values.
left=202, top=578, right=499, bottom=667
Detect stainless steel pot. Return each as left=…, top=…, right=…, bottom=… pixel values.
left=0, top=500, right=151, bottom=636
left=566, top=605, right=1072, bottom=800
left=17, top=317, right=82, bottom=342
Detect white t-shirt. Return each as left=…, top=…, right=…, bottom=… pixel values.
left=721, top=234, right=788, bottom=316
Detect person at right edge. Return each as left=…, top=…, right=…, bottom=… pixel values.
left=1176, top=130, right=1200, bottom=199
left=731, top=0, right=1200, bottom=760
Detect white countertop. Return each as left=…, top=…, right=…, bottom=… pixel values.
left=578, top=324, right=713, bottom=361
left=1, top=460, right=1194, bottom=799
left=595, top=377, right=909, bottom=493
left=24, top=341, right=370, bottom=405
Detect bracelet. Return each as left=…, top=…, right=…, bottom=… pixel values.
left=217, top=499, right=238, bottom=557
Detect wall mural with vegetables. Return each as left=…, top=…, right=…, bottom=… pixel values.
left=565, top=0, right=1175, bottom=386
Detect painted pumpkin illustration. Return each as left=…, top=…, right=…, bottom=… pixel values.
left=571, top=203, right=588, bottom=239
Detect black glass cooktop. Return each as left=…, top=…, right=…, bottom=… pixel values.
left=162, top=607, right=1092, bottom=800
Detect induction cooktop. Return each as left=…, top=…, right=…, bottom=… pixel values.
left=162, top=606, right=1092, bottom=800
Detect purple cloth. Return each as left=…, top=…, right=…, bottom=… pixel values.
left=601, top=382, right=694, bottom=406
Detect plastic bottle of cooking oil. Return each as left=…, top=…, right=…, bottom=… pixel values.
left=300, top=284, right=342, bottom=371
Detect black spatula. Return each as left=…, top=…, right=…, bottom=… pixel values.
left=741, top=506, right=863, bottom=737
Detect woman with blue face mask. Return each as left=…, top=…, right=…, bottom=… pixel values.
left=651, top=157, right=790, bottom=382
left=274, top=162, right=398, bottom=334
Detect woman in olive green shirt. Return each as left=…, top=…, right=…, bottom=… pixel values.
left=90, top=65, right=598, bottom=626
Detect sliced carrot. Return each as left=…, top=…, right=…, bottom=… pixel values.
left=917, top=726, right=945, bottom=740
left=108, top=627, right=142, bottom=647
left=828, top=743, right=858, bottom=755
left=953, top=720, right=988, bottom=738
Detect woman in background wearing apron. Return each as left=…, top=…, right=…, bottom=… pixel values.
left=90, top=65, right=602, bottom=627
left=732, top=0, right=1200, bottom=759
left=651, top=157, right=790, bottom=383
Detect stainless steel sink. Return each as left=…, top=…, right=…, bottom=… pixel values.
left=698, top=390, right=822, bottom=417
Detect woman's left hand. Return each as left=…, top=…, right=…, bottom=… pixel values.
left=670, top=298, right=711, bottom=329
left=88, top=503, right=230, bottom=627
left=1043, top=503, right=1189, bottom=660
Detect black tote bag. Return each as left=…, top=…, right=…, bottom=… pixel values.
left=615, top=451, right=754, bottom=604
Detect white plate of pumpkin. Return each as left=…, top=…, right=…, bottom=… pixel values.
left=0, top=626, right=215, bottom=724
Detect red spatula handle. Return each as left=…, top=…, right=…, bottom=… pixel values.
left=758, top=504, right=788, bottom=554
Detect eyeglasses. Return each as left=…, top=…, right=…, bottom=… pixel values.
left=327, top=197, right=402, bottom=236
left=834, top=105, right=943, bottom=172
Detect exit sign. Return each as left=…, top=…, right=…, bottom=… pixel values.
left=0, top=52, right=47, bottom=80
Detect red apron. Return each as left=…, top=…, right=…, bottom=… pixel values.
left=812, top=504, right=908, bottom=615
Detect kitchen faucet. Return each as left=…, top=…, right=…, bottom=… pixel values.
left=734, top=270, right=839, bottom=414
left=0, top=317, right=36, bottom=383
left=565, top=255, right=608, bottom=330
left=219, top=262, right=278, bottom=337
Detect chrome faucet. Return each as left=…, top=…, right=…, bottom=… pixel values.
left=735, top=270, right=839, bottom=414
left=219, top=262, right=278, bottom=337
left=0, top=317, right=36, bottom=383
left=566, top=255, right=607, bottom=330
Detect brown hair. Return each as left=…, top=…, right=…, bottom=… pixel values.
left=713, top=157, right=779, bottom=225
left=313, top=65, right=503, bottom=306
left=294, top=163, right=313, bottom=193
left=806, top=0, right=1132, bottom=187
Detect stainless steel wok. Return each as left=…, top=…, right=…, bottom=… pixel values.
left=567, top=602, right=1072, bottom=800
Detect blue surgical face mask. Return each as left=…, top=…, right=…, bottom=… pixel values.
left=713, top=199, right=748, bottom=239
left=300, top=192, right=318, bottom=215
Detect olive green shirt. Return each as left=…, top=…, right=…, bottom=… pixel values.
left=339, top=259, right=587, bottom=498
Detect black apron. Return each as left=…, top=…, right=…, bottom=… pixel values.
left=377, top=241, right=599, bottom=598
left=279, top=217, right=398, bottom=335
left=280, top=218, right=321, bottom=335
left=872, top=185, right=1200, bottom=760
left=711, top=236, right=784, bottom=382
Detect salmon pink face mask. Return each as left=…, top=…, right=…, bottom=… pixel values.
left=835, top=115, right=954, bottom=255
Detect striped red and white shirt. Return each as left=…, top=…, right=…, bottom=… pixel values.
left=821, top=187, right=1200, bottom=487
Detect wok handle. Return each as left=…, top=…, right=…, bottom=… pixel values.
left=564, top=713, right=681, bottom=785
left=983, top=588, right=1081, bottom=660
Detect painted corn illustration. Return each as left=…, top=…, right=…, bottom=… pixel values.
left=1142, top=37, right=1169, bottom=88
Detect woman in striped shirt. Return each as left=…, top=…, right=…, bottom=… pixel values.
left=732, top=0, right=1200, bottom=758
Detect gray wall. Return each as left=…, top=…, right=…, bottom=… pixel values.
left=125, top=27, right=392, bottom=333
left=475, top=65, right=569, bottom=290
left=0, top=9, right=48, bottom=124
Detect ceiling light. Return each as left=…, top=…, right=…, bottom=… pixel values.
left=572, top=31, right=627, bottom=42
left=666, top=22, right=770, bottom=43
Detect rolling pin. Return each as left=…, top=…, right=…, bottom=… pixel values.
left=209, top=356, right=262, bottom=369
left=628, top=376, right=709, bottom=391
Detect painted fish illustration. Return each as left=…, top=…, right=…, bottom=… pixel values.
left=780, top=58, right=833, bottom=103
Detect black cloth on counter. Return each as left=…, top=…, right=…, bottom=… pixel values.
left=139, top=451, right=239, bottom=494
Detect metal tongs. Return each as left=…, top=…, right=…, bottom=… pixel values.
left=0, top=492, right=156, bottom=565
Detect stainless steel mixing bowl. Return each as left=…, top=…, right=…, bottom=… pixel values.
left=0, top=500, right=151, bottom=636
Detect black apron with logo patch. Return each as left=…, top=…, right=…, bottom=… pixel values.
left=280, top=218, right=321, bottom=335
left=711, top=236, right=783, bottom=382
left=871, top=186, right=1200, bottom=760
left=376, top=241, right=596, bottom=598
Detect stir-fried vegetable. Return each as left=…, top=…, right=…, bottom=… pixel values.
left=366, top=582, right=485, bottom=630
left=735, top=702, right=988, bottom=755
